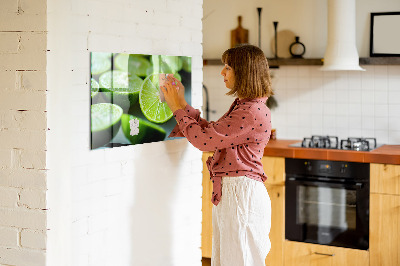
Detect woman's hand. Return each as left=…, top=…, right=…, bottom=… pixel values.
left=161, top=75, right=186, bottom=113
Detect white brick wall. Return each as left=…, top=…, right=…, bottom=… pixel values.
left=46, top=1, right=203, bottom=266
left=0, top=0, right=48, bottom=265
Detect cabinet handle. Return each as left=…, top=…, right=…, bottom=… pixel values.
left=314, top=252, right=335, bottom=257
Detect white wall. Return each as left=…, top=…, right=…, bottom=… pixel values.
left=46, top=0, right=203, bottom=266
left=203, top=0, right=400, bottom=58
left=203, top=0, right=400, bottom=145
left=0, top=0, right=48, bottom=265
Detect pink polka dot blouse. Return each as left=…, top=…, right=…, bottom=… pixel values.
left=169, top=97, right=272, bottom=206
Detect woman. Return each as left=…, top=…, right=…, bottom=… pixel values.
left=162, top=44, right=273, bottom=266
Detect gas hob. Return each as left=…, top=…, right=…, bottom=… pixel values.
left=289, top=135, right=383, bottom=151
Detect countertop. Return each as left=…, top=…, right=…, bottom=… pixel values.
left=263, top=139, right=400, bottom=165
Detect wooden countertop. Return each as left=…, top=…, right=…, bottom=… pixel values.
left=263, top=139, right=400, bottom=165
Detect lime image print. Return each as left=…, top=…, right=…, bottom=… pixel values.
left=90, top=52, right=192, bottom=150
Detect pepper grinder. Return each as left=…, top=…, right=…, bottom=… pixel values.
left=273, top=21, right=279, bottom=58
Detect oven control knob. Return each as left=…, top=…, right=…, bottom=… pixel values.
left=340, top=164, right=347, bottom=174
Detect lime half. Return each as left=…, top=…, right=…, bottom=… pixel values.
left=114, top=54, right=151, bottom=78
left=121, top=114, right=166, bottom=145
left=139, top=74, right=173, bottom=123
left=182, top=56, right=192, bottom=72
left=91, top=103, right=123, bottom=149
left=91, top=52, right=112, bottom=75
left=91, top=78, right=99, bottom=98
left=98, top=70, right=143, bottom=112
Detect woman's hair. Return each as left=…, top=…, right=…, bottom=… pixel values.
left=221, top=44, right=273, bottom=99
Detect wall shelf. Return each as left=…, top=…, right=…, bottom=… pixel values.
left=203, top=57, right=400, bottom=67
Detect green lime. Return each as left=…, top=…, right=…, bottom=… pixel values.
left=139, top=74, right=173, bottom=123
left=98, top=70, right=143, bottom=112
left=145, top=66, right=182, bottom=82
left=151, top=55, right=182, bottom=74
left=114, top=53, right=129, bottom=71
left=129, top=55, right=151, bottom=77
left=91, top=52, right=112, bottom=75
left=181, top=56, right=192, bottom=72
left=121, top=114, right=166, bottom=145
left=91, top=103, right=123, bottom=149
left=91, top=78, right=99, bottom=98
left=114, top=54, right=151, bottom=78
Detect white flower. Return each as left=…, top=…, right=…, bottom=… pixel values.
left=129, top=118, right=139, bottom=136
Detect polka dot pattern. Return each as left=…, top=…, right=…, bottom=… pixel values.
left=169, top=97, right=272, bottom=206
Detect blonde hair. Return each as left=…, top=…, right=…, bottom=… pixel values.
left=221, top=44, right=273, bottom=99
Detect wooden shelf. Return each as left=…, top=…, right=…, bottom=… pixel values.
left=359, top=57, right=400, bottom=65
left=203, top=57, right=400, bottom=67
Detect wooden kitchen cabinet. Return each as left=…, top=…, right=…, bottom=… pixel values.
left=201, top=154, right=286, bottom=266
left=370, top=163, right=400, bottom=266
left=370, top=163, right=400, bottom=195
left=202, top=152, right=213, bottom=258
left=264, top=184, right=285, bottom=266
left=284, top=241, right=369, bottom=266
left=370, top=193, right=400, bottom=266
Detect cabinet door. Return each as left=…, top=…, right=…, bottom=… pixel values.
left=370, top=193, right=400, bottom=266
left=202, top=152, right=213, bottom=258
left=264, top=185, right=284, bottom=266
left=262, top=156, right=285, bottom=185
left=284, top=241, right=369, bottom=266
left=370, top=163, right=400, bottom=195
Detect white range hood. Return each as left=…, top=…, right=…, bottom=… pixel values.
left=320, top=0, right=365, bottom=71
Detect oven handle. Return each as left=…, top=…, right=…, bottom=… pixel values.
left=286, top=177, right=364, bottom=189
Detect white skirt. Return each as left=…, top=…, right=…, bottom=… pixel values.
left=211, top=176, right=271, bottom=266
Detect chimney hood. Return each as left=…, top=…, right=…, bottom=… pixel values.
left=320, top=0, right=365, bottom=71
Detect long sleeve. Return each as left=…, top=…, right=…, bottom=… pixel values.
left=173, top=105, right=257, bottom=152
left=168, top=104, right=211, bottom=138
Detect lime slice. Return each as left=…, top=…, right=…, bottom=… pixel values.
left=146, top=66, right=182, bottom=82
left=91, top=103, right=123, bottom=149
left=114, top=54, right=151, bottom=78
left=98, top=70, right=143, bottom=112
left=91, top=52, right=112, bottom=75
left=151, top=55, right=182, bottom=74
left=121, top=114, right=166, bottom=145
left=139, top=74, right=173, bottom=123
left=91, top=78, right=99, bottom=98
left=129, top=55, right=151, bottom=77
left=181, top=56, right=192, bottom=72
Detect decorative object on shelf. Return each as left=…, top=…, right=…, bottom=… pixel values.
left=273, top=21, right=279, bottom=58
left=269, top=30, right=295, bottom=59
left=370, top=12, right=400, bottom=57
left=231, top=16, right=249, bottom=48
left=257, top=8, right=262, bottom=48
left=289, top=36, right=306, bottom=58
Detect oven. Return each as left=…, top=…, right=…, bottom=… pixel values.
left=285, top=158, right=370, bottom=250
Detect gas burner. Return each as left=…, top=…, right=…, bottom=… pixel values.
left=290, top=136, right=380, bottom=151
left=340, top=137, right=377, bottom=151
left=301, top=135, right=339, bottom=149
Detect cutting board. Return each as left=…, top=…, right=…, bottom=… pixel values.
left=231, top=16, right=249, bottom=48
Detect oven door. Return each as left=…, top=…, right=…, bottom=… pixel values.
left=285, top=177, right=369, bottom=250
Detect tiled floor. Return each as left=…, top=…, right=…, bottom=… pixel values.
left=202, top=257, right=211, bottom=266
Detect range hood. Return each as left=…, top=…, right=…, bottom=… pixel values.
left=320, top=0, right=365, bottom=71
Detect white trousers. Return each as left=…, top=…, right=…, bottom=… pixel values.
left=211, top=176, right=272, bottom=266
